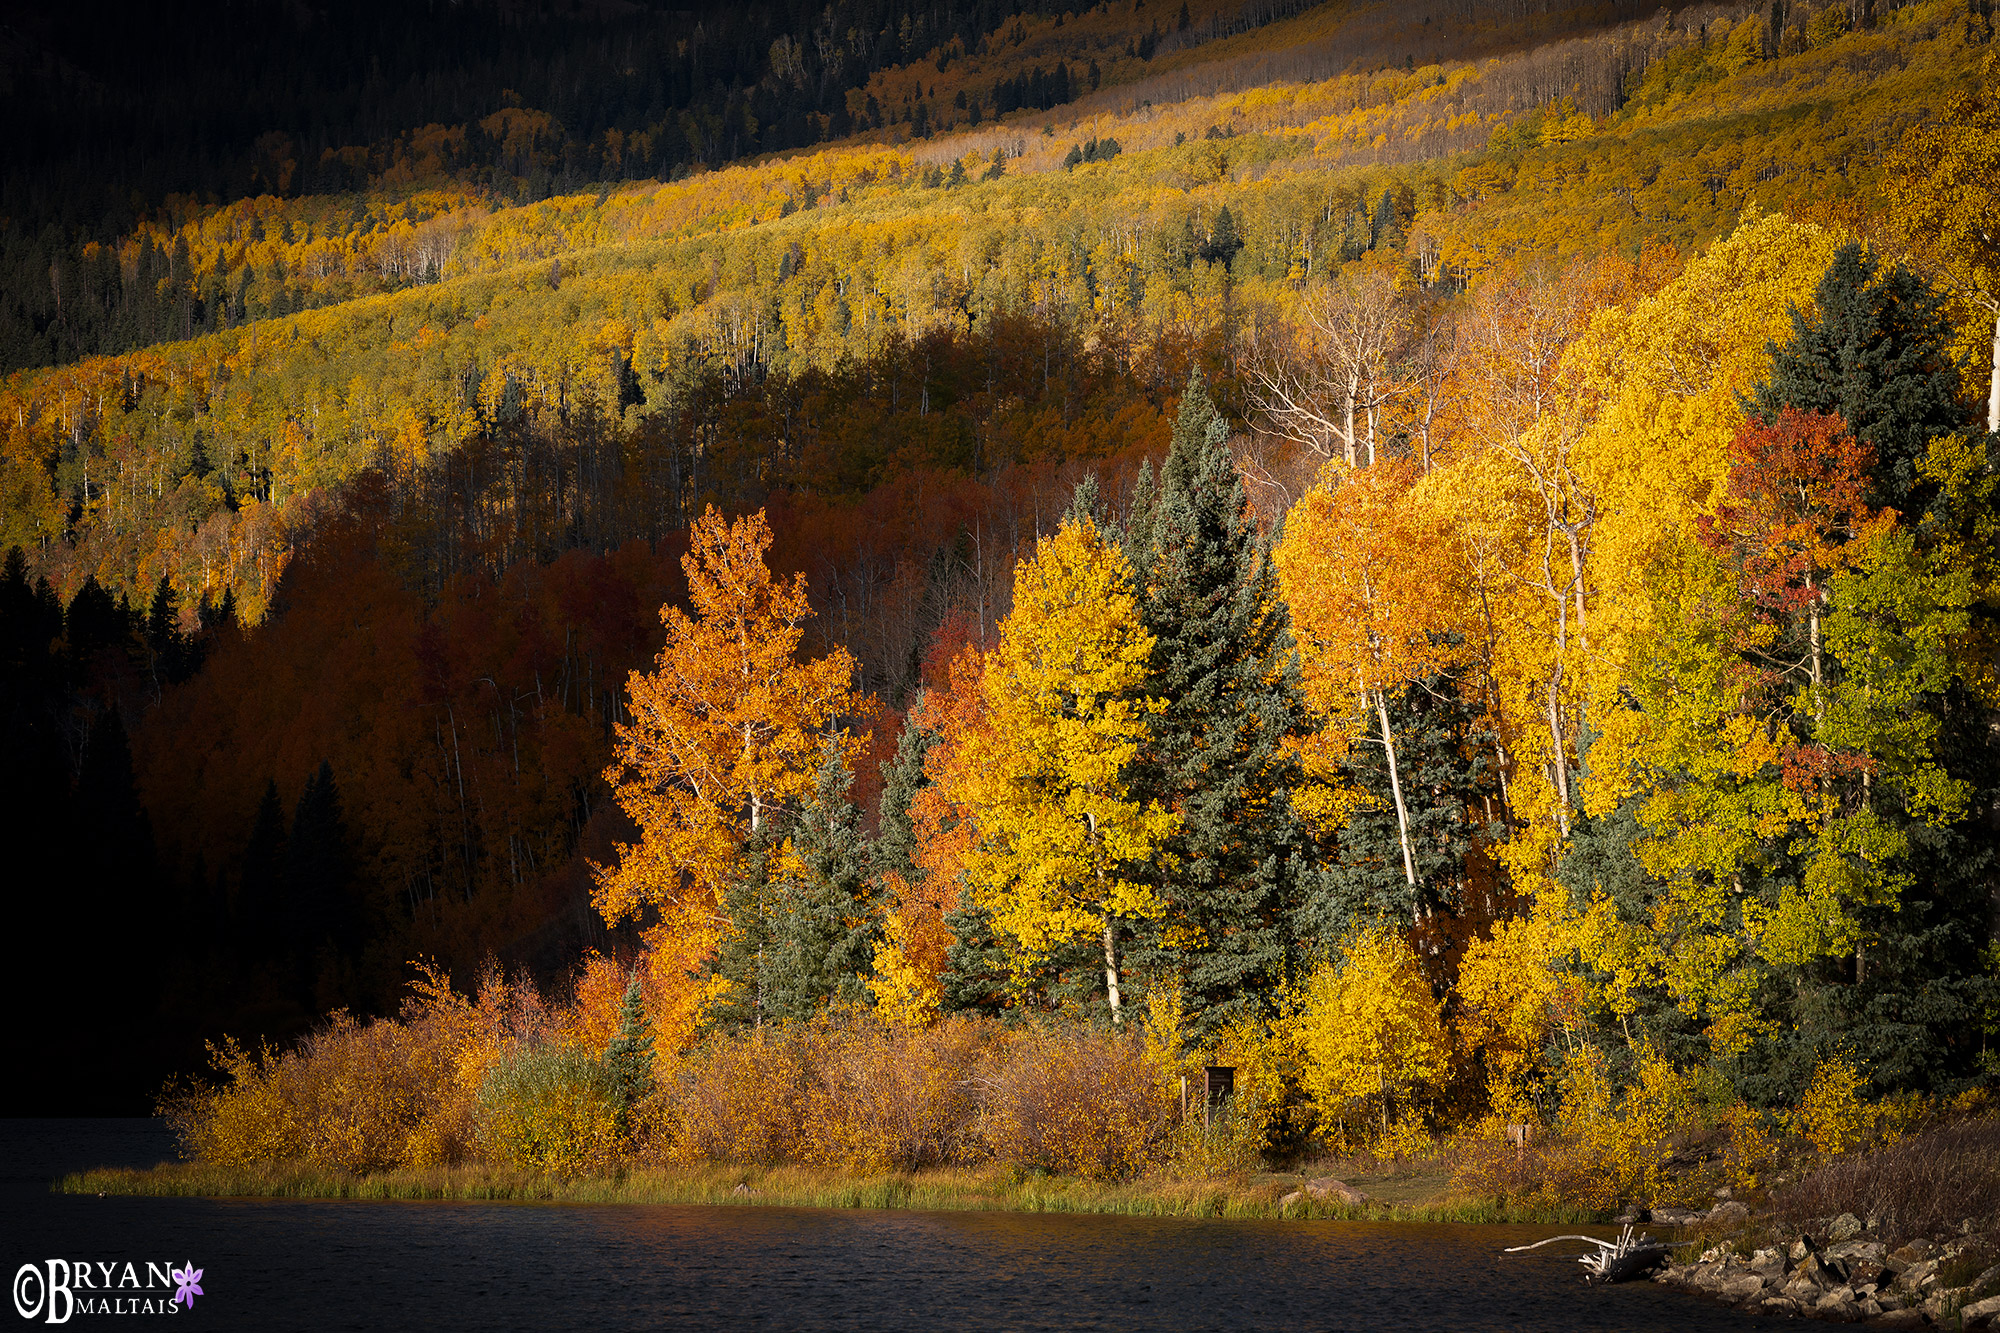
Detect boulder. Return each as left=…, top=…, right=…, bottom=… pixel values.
left=1962, top=1293, right=2000, bottom=1328
left=1750, top=1248, right=1788, bottom=1278
left=1715, top=1273, right=1765, bottom=1303
left=1300, top=1177, right=1368, bottom=1206
left=1813, top=1287, right=1864, bottom=1323
left=1828, top=1213, right=1866, bottom=1242
left=1707, top=1200, right=1751, bottom=1228
left=1759, top=1296, right=1800, bottom=1317
left=1650, top=1207, right=1705, bottom=1226
left=1874, top=1311, right=1927, bottom=1331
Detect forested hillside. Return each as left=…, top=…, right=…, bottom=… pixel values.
left=2, top=0, right=1995, bottom=1154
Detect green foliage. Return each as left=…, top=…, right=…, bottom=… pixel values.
left=764, top=740, right=881, bottom=1021
left=476, top=1043, right=622, bottom=1175
left=604, top=977, right=655, bottom=1135
left=1125, top=369, right=1311, bottom=1037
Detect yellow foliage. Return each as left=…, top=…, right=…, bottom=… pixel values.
left=1798, top=1057, right=1871, bottom=1156
left=952, top=516, right=1177, bottom=984
left=1287, top=924, right=1451, bottom=1134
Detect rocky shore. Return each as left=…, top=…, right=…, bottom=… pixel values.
left=1649, top=1208, right=1999, bottom=1327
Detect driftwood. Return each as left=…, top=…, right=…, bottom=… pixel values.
left=1504, top=1225, right=1674, bottom=1284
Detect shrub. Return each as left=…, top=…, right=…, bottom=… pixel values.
left=476, top=1043, right=622, bottom=1175
left=977, top=1026, right=1170, bottom=1180
left=167, top=1004, right=475, bottom=1171
left=1776, top=1115, right=2000, bottom=1243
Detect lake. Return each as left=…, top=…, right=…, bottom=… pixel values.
left=0, top=1120, right=1766, bottom=1330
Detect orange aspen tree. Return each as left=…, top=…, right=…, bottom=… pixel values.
left=595, top=506, right=867, bottom=976
left=1276, top=459, right=1463, bottom=895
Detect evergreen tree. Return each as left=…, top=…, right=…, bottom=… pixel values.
left=284, top=760, right=355, bottom=1005
left=239, top=779, right=288, bottom=964
left=1125, top=368, right=1311, bottom=1036
left=874, top=704, right=937, bottom=885
left=939, top=899, right=1013, bottom=1016
left=1750, top=242, right=1965, bottom=513
left=604, top=975, right=655, bottom=1135
left=763, top=738, right=879, bottom=1020
left=708, top=826, right=779, bottom=1028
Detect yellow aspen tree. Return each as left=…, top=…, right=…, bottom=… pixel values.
left=950, top=515, right=1178, bottom=1022
left=595, top=506, right=867, bottom=973
left=1289, top=923, right=1450, bottom=1134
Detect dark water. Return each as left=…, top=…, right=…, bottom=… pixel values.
left=0, top=1121, right=1767, bottom=1331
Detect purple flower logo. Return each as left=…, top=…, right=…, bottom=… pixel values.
left=171, top=1263, right=203, bottom=1309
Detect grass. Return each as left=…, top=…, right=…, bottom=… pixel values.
left=57, top=1159, right=1599, bottom=1224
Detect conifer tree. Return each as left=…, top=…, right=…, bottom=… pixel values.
left=874, top=707, right=936, bottom=887
left=708, top=826, right=778, bottom=1028
left=763, top=738, right=879, bottom=1020
left=1750, top=243, right=1965, bottom=513
left=604, top=975, right=655, bottom=1135
left=1126, top=369, right=1310, bottom=1036
left=239, top=778, right=288, bottom=962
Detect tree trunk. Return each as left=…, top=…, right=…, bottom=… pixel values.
left=1103, top=916, right=1123, bottom=1022
left=1375, top=689, right=1419, bottom=893
left=1988, top=309, right=1999, bottom=435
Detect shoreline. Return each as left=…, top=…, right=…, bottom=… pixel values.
left=57, top=1161, right=1601, bottom=1225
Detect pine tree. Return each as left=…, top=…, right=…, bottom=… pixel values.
left=708, top=827, right=779, bottom=1028
left=875, top=705, right=937, bottom=885
left=1750, top=243, right=1965, bottom=514
left=764, top=738, right=879, bottom=1020
left=604, top=975, right=655, bottom=1134
left=1126, top=368, right=1311, bottom=1037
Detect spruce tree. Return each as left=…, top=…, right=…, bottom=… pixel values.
left=1750, top=242, right=1964, bottom=514
left=1302, top=666, right=1494, bottom=938
left=284, top=760, right=355, bottom=1006
left=604, top=975, right=655, bottom=1135
left=1125, top=368, right=1310, bottom=1036
left=875, top=705, right=938, bottom=886
left=239, top=778, right=288, bottom=963
left=708, top=826, right=779, bottom=1028
left=763, top=739, right=879, bottom=1021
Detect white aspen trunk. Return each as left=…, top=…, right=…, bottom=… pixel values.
left=1103, top=916, right=1123, bottom=1022
left=1343, top=380, right=1358, bottom=467
left=1375, top=689, right=1420, bottom=894
left=1546, top=684, right=1572, bottom=838
left=1988, top=309, right=1999, bottom=435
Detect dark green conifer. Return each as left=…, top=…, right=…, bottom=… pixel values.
left=604, top=975, right=655, bottom=1134
left=1125, top=368, right=1310, bottom=1036
left=763, top=739, right=879, bottom=1020
left=1749, top=242, right=1964, bottom=513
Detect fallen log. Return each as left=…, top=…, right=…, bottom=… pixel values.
left=1504, top=1225, right=1674, bottom=1284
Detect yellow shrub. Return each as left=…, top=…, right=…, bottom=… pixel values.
left=1799, top=1058, right=1870, bottom=1156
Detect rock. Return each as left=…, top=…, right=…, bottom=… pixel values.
left=1829, top=1213, right=1866, bottom=1242
left=1759, top=1296, right=1800, bottom=1316
left=1858, top=1297, right=1882, bottom=1317
left=1716, top=1273, right=1766, bottom=1302
left=729, top=1183, right=762, bottom=1196
left=1279, top=1191, right=1302, bottom=1208
left=1751, top=1248, right=1788, bottom=1278
left=1614, top=1207, right=1651, bottom=1225
left=1890, top=1240, right=1936, bottom=1266
left=1650, top=1207, right=1705, bottom=1226
left=1847, top=1259, right=1886, bottom=1287
left=1299, top=1177, right=1368, bottom=1206
left=1707, top=1200, right=1751, bottom=1228
left=1875, top=1292, right=1907, bottom=1312
left=1898, top=1259, right=1938, bottom=1292
left=1829, top=1240, right=1885, bottom=1263
left=1974, top=1264, right=2000, bottom=1300
left=1814, top=1287, right=1864, bottom=1322
left=1792, top=1240, right=1814, bottom=1262
left=1963, top=1293, right=2000, bottom=1327
left=1783, top=1275, right=1823, bottom=1303
left=1874, top=1311, right=1927, bottom=1330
